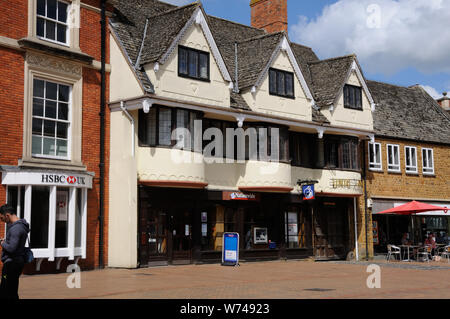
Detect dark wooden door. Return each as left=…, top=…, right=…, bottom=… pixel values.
left=169, top=210, right=192, bottom=262
left=313, top=201, right=348, bottom=260
left=139, top=208, right=169, bottom=266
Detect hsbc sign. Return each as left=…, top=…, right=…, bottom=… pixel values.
left=1, top=170, right=93, bottom=189
left=41, top=174, right=86, bottom=186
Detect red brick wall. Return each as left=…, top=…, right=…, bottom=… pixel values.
left=0, top=0, right=28, bottom=39
left=250, top=0, right=288, bottom=33
left=0, top=1, right=110, bottom=274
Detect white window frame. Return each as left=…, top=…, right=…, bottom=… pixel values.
left=387, top=144, right=400, bottom=172
left=422, top=148, right=434, bottom=175
left=404, top=146, right=418, bottom=174
left=36, top=0, right=71, bottom=47
left=368, top=142, right=382, bottom=171
left=31, top=77, right=72, bottom=161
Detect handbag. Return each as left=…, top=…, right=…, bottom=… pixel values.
left=24, top=236, right=34, bottom=264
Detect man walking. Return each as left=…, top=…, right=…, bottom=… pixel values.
left=0, top=204, right=30, bottom=300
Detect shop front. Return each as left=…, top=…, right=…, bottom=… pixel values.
left=1, top=166, right=92, bottom=271
left=138, top=185, right=354, bottom=266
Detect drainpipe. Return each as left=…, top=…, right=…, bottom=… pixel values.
left=99, top=0, right=106, bottom=269
left=120, top=101, right=135, bottom=157
left=353, top=197, right=359, bottom=261
left=362, top=141, right=369, bottom=261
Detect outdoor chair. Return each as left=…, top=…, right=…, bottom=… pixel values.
left=416, top=245, right=432, bottom=262
left=386, top=244, right=401, bottom=262
left=439, top=245, right=450, bottom=263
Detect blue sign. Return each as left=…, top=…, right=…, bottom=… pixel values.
left=222, top=232, right=239, bottom=266
left=302, top=184, right=315, bottom=200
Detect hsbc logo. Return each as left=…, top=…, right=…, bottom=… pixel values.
left=41, top=174, right=85, bottom=186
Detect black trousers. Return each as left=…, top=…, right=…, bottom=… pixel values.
left=0, top=260, right=25, bottom=300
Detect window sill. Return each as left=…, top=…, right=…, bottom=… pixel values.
left=178, top=73, right=211, bottom=83
left=269, top=92, right=295, bottom=100
left=19, top=157, right=87, bottom=172
left=18, top=37, right=93, bottom=64
left=405, top=171, right=419, bottom=176
left=369, top=168, right=383, bottom=173
left=387, top=170, right=402, bottom=174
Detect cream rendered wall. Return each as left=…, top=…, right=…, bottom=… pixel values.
left=138, top=147, right=206, bottom=184
left=108, top=110, right=138, bottom=268
left=110, top=34, right=143, bottom=102
left=145, top=23, right=230, bottom=108
left=241, top=50, right=312, bottom=121
left=204, top=161, right=292, bottom=190
left=321, top=71, right=374, bottom=131
left=291, top=167, right=362, bottom=196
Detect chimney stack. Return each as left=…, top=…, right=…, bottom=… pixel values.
left=250, top=0, right=287, bottom=33
left=436, top=92, right=450, bottom=114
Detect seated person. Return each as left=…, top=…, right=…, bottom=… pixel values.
left=401, top=233, right=412, bottom=245
left=424, top=233, right=437, bottom=256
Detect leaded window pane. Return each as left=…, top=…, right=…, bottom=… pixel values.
left=199, top=53, right=208, bottom=79
left=188, top=51, right=198, bottom=78
left=158, top=108, right=172, bottom=146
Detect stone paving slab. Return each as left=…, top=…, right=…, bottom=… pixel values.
left=18, top=259, right=450, bottom=299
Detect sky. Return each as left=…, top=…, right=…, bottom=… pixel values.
left=161, top=0, right=450, bottom=99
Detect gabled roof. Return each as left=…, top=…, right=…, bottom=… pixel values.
left=108, top=0, right=343, bottom=123
left=367, top=80, right=450, bottom=144
left=139, top=3, right=200, bottom=65
left=237, top=32, right=285, bottom=90
left=308, top=55, right=355, bottom=108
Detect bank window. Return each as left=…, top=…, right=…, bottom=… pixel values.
left=36, top=0, right=69, bottom=45
left=422, top=148, right=434, bottom=175
left=369, top=142, right=382, bottom=171
left=405, top=146, right=417, bottom=173
left=178, top=46, right=209, bottom=81
left=387, top=144, right=400, bottom=172
left=290, top=133, right=316, bottom=168
left=269, top=68, right=294, bottom=98
left=344, top=85, right=362, bottom=110
left=32, top=78, right=71, bottom=160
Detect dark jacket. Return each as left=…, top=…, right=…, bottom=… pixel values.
left=1, top=219, right=30, bottom=263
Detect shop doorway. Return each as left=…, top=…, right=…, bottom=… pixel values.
left=169, top=210, right=193, bottom=263
left=313, top=199, right=349, bottom=260
left=139, top=208, right=169, bottom=266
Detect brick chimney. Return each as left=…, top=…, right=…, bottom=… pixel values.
left=250, top=0, right=287, bottom=33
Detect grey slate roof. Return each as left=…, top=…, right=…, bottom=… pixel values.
left=367, top=80, right=450, bottom=144
left=307, top=55, right=355, bottom=108
left=108, top=1, right=352, bottom=124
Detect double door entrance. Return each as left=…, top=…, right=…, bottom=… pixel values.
left=139, top=195, right=194, bottom=266
left=312, top=198, right=350, bottom=260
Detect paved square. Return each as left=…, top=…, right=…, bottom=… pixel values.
left=19, top=260, right=450, bottom=299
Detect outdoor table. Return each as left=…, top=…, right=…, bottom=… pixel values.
left=399, top=245, right=420, bottom=261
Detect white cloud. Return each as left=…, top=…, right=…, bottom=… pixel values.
left=290, top=0, right=450, bottom=75
left=421, top=85, right=442, bottom=99
left=158, top=0, right=192, bottom=5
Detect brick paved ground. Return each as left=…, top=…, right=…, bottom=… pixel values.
left=18, top=259, right=450, bottom=299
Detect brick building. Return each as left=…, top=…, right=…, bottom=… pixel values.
left=0, top=0, right=113, bottom=274
left=360, top=81, right=450, bottom=258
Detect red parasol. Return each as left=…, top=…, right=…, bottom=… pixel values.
left=376, top=200, right=448, bottom=215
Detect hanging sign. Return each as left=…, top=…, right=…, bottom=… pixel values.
left=222, top=232, right=239, bottom=266
left=302, top=184, right=315, bottom=200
